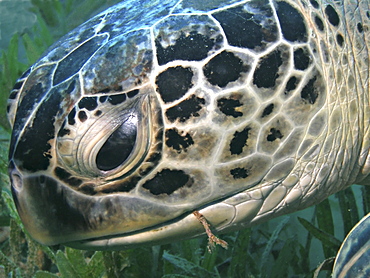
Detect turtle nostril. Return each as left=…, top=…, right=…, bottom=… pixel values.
left=11, top=173, right=23, bottom=191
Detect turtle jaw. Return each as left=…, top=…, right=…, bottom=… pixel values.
left=9, top=167, right=238, bottom=250
left=9, top=170, right=209, bottom=248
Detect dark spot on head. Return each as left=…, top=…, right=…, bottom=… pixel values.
left=309, top=0, right=320, bottom=8
left=230, top=126, right=251, bottom=155
left=314, top=15, right=324, bottom=31
left=54, top=167, right=83, bottom=187
left=107, top=93, right=126, bottom=105
left=253, top=49, right=283, bottom=88
left=11, top=82, right=45, bottom=137
left=203, top=51, right=249, bottom=87
left=285, top=76, right=300, bottom=93
left=67, top=108, right=76, bottom=126
left=12, top=81, right=75, bottom=172
left=58, top=121, right=70, bottom=137
left=267, top=128, right=283, bottom=142
left=301, top=76, right=318, bottom=104
left=102, top=178, right=139, bottom=194
left=146, top=151, right=162, bottom=163
left=78, top=110, right=88, bottom=122
left=12, top=80, right=24, bottom=91
left=357, top=23, right=364, bottom=33
left=99, top=96, right=108, bottom=103
left=142, top=169, right=192, bottom=195
left=20, top=68, right=31, bottom=79
left=325, top=5, right=340, bottom=27
left=156, top=66, right=194, bottom=103
left=78, top=183, right=96, bottom=195
left=294, top=47, right=311, bottom=70
left=78, top=97, right=98, bottom=111
left=276, top=2, right=308, bottom=42
left=53, top=35, right=107, bottom=85
left=212, top=3, right=277, bottom=50
left=367, top=11, right=370, bottom=19
left=217, top=97, right=243, bottom=118
left=230, top=167, right=249, bottom=179
left=156, top=31, right=216, bottom=65
left=336, top=34, right=344, bottom=47
left=127, top=89, right=139, bottom=98
left=165, top=95, right=205, bottom=123
left=8, top=89, right=19, bottom=100
left=165, top=128, right=194, bottom=153
left=261, top=103, right=274, bottom=118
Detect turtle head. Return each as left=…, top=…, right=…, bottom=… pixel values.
left=7, top=78, right=176, bottom=247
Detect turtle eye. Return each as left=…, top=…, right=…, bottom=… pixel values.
left=56, top=93, right=152, bottom=179
left=96, top=115, right=137, bottom=171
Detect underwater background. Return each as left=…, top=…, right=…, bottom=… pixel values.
left=0, top=1, right=368, bottom=277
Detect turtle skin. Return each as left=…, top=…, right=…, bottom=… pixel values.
left=7, top=0, right=369, bottom=258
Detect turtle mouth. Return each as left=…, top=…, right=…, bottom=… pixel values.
left=64, top=211, right=201, bottom=250
left=64, top=202, right=230, bottom=251
left=10, top=172, right=220, bottom=249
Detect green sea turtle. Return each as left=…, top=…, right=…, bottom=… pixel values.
left=6, top=0, right=369, bottom=273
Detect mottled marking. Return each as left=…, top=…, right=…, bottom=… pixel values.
left=285, top=76, right=300, bottom=93
left=127, top=89, right=139, bottom=98
left=261, top=103, right=274, bottom=118
left=78, top=97, right=98, bottom=111
left=165, top=95, right=205, bottom=123
left=68, top=107, right=76, bottom=125
left=325, top=5, right=340, bottom=27
left=212, top=0, right=277, bottom=50
left=217, top=97, right=243, bottom=118
left=142, top=169, right=191, bottom=195
left=12, top=80, right=76, bottom=172
left=336, top=34, right=344, bottom=47
left=156, top=66, right=194, bottom=103
left=156, top=31, right=216, bottom=65
left=253, top=49, right=282, bottom=88
left=58, top=121, right=70, bottom=137
left=78, top=110, right=88, bottom=122
left=314, top=15, right=324, bottom=32
left=230, top=126, right=251, bottom=155
left=309, top=0, right=319, bottom=9
left=107, top=93, right=126, bottom=105
left=203, top=51, right=249, bottom=87
left=12, top=80, right=24, bottom=91
left=357, top=23, right=363, bottom=33
left=276, top=1, right=307, bottom=42
left=267, top=128, right=283, bottom=142
left=301, top=76, right=319, bottom=104
left=294, top=47, right=311, bottom=71
left=165, top=128, right=194, bottom=153
left=230, top=167, right=249, bottom=179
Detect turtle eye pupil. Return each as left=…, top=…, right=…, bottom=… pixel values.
left=96, top=115, right=137, bottom=171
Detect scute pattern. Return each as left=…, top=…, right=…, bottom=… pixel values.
left=7, top=0, right=370, bottom=249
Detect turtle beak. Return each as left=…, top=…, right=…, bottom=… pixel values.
left=9, top=165, right=89, bottom=245
left=8, top=162, right=187, bottom=247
